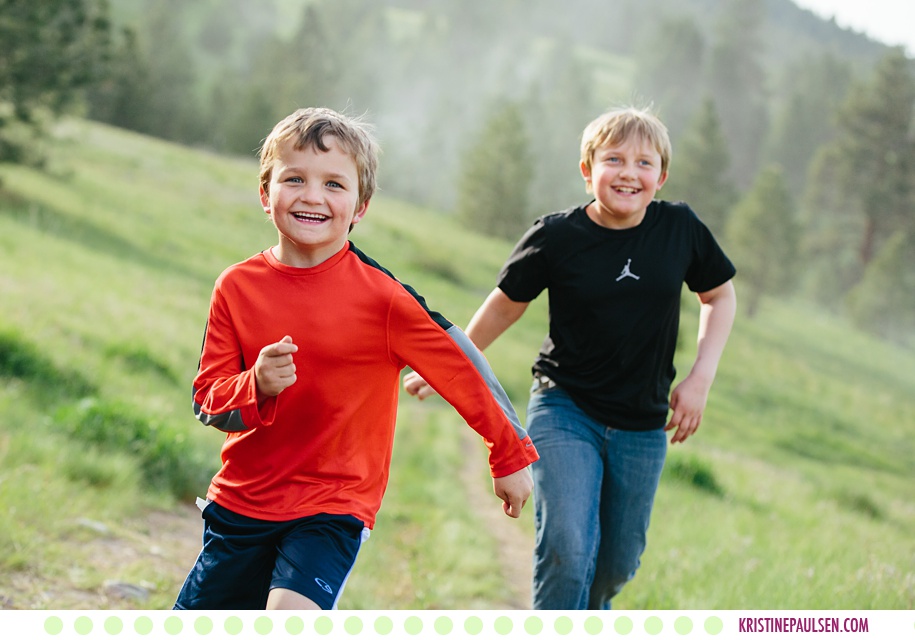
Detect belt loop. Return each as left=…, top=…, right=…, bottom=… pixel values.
left=533, top=373, right=557, bottom=392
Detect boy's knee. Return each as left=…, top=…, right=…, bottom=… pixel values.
left=590, top=558, right=640, bottom=606
left=538, top=526, right=593, bottom=568
left=535, top=529, right=595, bottom=577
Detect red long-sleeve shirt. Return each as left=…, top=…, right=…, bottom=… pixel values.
left=193, top=242, right=538, bottom=528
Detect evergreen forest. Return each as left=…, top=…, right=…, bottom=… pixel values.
left=15, top=0, right=910, bottom=338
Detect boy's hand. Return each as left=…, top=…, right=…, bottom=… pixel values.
left=254, top=335, right=298, bottom=397
left=493, top=467, right=533, bottom=518
left=403, top=370, right=438, bottom=400
left=664, top=372, right=711, bottom=444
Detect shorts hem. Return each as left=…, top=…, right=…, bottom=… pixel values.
left=269, top=580, right=334, bottom=610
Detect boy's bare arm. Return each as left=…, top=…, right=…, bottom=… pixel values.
left=665, top=280, right=737, bottom=443
left=465, top=288, right=530, bottom=350
left=493, top=466, right=534, bottom=518
left=403, top=288, right=529, bottom=400
left=254, top=335, right=298, bottom=397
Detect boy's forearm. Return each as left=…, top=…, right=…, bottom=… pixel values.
left=398, top=299, right=537, bottom=471
left=193, top=368, right=273, bottom=432
left=443, top=325, right=525, bottom=438
left=193, top=321, right=277, bottom=432
left=465, top=288, right=529, bottom=351
left=425, top=358, right=539, bottom=476
left=691, top=280, right=737, bottom=383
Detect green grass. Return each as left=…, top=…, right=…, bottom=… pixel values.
left=345, top=404, right=514, bottom=609
left=622, top=295, right=915, bottom=609
left=0, top=119, right=912, bottom=609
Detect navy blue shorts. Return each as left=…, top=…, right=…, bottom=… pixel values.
left=173, top=501, right=369, bottom=610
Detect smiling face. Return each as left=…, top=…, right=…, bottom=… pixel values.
left=260, top=137, right=368, bottom=268
left=580, top=135, right=668, bottom=230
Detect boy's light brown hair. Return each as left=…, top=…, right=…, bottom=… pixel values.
left=258, top=107, right=379, bottom=207
left=580, top=106, right=672, bottom=178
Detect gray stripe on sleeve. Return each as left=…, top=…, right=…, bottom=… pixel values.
left=193, top=392, right=250, bottom=432
left=446, top=325, right=528, bottom=442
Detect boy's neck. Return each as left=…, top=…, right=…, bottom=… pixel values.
left=270, top=240, right=349, bottom=268
left=585, top=200, right=648, bottom=230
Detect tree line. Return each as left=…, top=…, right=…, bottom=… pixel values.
left=2, top=0, right=913, bottom=342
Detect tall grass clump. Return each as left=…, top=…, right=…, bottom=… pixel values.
left=54, top=398, right=214, bottom=500
left=0, top=328, right=96, bottom=400
left=662, top=453, right=725, bottom=497
left=103, top=342, right=180, bottom=384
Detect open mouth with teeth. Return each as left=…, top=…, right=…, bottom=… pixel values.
left=292, top=213, right=329, bottom=222
left=613, top=186, right=640, bottom=194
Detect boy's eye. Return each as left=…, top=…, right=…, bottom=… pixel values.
left=327, top=181, right=343, bottom=189
left=286, top=176, right=303, bottom=183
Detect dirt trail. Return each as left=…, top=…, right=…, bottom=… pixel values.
left=2, top=432, right=534, bottom=610
left=0, top=504, right=203, bottom=610
left=458, top=428, right=534, bottom=609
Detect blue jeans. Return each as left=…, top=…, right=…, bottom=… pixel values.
left=527, top=383, right=667, bottom=610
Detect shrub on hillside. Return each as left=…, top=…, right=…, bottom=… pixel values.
left=663, top=454, right=725, bottom=497
left=0, top=328, right=96, bottom=400
left=54, top=398, right=214, bottom=500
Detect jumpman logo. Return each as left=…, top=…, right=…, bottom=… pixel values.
left=615, top=258, right=640, bottom=281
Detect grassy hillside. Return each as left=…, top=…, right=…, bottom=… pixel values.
left=0, top=120, right=912, bottom=609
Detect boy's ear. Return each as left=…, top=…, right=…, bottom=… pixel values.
left=348, top=199, right=370, bottom=233
left=580, top=160, right=593, bottom=190
left=259, top=184, right=270, bottom=213
left=656, top=171, right=669, bottom=190
left=352, top=198, right=370, bottom=225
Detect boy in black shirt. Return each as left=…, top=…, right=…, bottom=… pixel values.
left=405, top=106, right=736, bottom=609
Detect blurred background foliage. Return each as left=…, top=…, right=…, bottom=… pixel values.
left=4, top=0, right=911, bottom=341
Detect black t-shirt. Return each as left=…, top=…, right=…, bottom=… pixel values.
left=498, top=200, right=736, bottom=430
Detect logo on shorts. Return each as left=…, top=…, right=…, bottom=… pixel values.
left=315, top=577, right=333, bottom=594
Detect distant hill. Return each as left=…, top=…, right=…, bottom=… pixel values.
left=91, top=0, right=906, bottom=220
left=107, top=0, right=897, bottom=93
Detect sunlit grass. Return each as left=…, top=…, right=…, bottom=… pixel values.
left=0, top=119, right=912, bottom=609
left=344, top=404, right=512, bottom=609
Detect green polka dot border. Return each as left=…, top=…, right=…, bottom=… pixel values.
left=19, top=611, right=908, bottom=638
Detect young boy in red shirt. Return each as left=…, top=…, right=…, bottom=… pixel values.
left=174, top=107, right=538, bottom=610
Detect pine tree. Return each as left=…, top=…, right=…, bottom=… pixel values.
left=85, top=27, right=151, bottom=134
left=726, top=165, right=799, bottom=317
left=0, top=0, right=110, bottom=163
left=524, top=44, right=598, bottom=215
left=846, top=231, right=915, bottom=345
left=136, top=0, right=204, bottom=144
left=833, top=48, right=915, bottom=267
left=634, top=15, right=706, bottom=139
left=307, top=0, right=389, bottom=111
left=457, top=102, right=534, bottom=240
left=764, top=53, right=852, bottom=194
left=705, top=0, right=769, bottom=187
left=663, top=98, right=738, bottom=237
left=797, top=145, right=865, bottom=309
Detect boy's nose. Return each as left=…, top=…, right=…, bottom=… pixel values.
left=300, top=184, right=324, bottom=203
left=618, top=162, right=636, bottom=177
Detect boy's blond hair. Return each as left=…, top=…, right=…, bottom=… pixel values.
left=258, top=107, right=379, bottom=207
left=580, top=106, right=672, bottom=177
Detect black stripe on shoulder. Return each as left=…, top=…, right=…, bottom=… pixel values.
left=348, top=242, right=453, bottom=331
